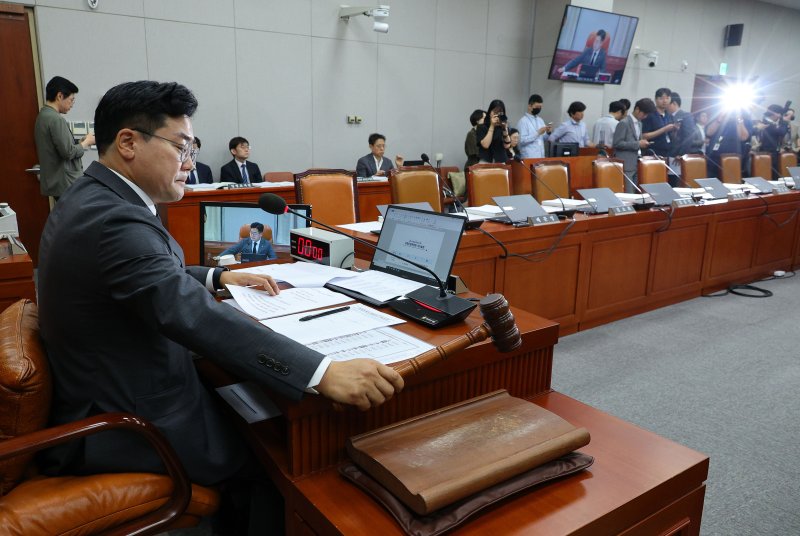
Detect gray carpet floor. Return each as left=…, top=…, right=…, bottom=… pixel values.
left=551, top=274, right=800, bottom=536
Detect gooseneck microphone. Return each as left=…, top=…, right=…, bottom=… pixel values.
left=258, top=193, right=476, bottom=324
left=647, top=149, right=697, bottom=190
left=598, top=149, right=649, bottom=206
left=528, top=163, right=576, bottom=217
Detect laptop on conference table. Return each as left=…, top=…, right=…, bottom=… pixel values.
left=489, top=195, right=550, bottom=224
left=576, top=187, right=625, bottom=213
left=376, top=202, right=434, bottom=218
left=326, top=205, right=465, bottom=307
left=695, top=178, right=734, bottom=200
left=787, top=167, right=800, bottom=188
left=641, top=182, right=682, bottom=206
left=743, top=176, right=775, bottom=194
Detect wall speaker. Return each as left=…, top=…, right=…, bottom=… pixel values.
left=724, top=24, right=743, bottom=47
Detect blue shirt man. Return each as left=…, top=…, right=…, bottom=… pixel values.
left=549, top=101, right=593, bottom=148
left=516, top=94, right=552, bottom=159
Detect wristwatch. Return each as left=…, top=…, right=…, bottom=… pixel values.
left=212, top=266, right=230, bottom=290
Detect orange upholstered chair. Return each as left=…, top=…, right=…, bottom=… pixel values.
left=592, top=158, right=625, bottom=193
left=637, top=156, right=668, bottom=184
left=719, top=154, right=742, bottom=184
left=0, top=300, right=219, bottom=536
left=388, top=166, right=443, bottom=212
left=750, top=152, right=772, bottom=179
left=295, top=169, right=359, bottom=225
left=532, top=161, right=569, bottom=202
left=678, top=154, right=708, bottom=188
left=466, top=164, right=511, bottom=206
left=262, top=171, right=294, bottom=183
left=779, top=151, right=798, bottom=177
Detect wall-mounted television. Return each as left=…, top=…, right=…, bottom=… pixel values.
left=548, top=5, right=638, bottom=85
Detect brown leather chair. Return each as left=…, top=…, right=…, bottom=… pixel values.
left=592, top=158, right=625, bottom=193
left=750, top=152, right=772, bottom=179
left=779, top=151, right=798, bottom=177
left=719, top=153, right=742, bottom=184
left=239, top=223, right=273, bottom=242
left=466, top=163, right=511, bottom=206
left=0, top=300, right=219, bottom=535
left=532, top=161, right=569, bottom=202
left=388, top=167, right=443, bottom=212
left=678, top=154, right=708, bottom=188
left=295, top=169, right=359, bottom=225
left=637, top=156, right=667, bottom=184
left=262, top=171, right=294, bottom=183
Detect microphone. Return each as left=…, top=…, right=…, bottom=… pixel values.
left=597, top=149, right=650, bottom=207
left=422, top=153, right=473, bottom=221
left=528, top=163, right=576, bottom=217
left=258, top=193, right=476, bottom=325
left=647, top=149, right=698, bottom=190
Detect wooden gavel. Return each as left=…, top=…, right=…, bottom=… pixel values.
left=392, top=293, right=522, bottom=378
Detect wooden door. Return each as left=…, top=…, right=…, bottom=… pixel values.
left=0, top=4, right=49, bottom=264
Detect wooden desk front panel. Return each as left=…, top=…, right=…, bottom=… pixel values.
left=752, top=197, right=799, bottom=268
left=356, top=181, right=392, bottom=222
left=288, top=392, right=708, bottom=536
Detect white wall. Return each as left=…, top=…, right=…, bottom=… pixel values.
left=22, top=0, right=535, bottom=176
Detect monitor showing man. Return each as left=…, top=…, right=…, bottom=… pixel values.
left=220, top=221, right=277, bottom=262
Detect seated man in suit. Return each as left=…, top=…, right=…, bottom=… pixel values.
left=613, top=97, right=655, bottom=192
left=220, top=222, right=277, bottom=261
left=356, top=133, right=404, bottom=177
left=557, top=29, right=608, bottom=76
left=220, top=136, right=263, bottom=183
left=187, top=136, right=213, bottom=184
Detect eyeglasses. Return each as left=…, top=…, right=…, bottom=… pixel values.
left=132, top=128, right=198, bottom=164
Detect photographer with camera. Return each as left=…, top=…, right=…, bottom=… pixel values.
left=706, top=108, right=753, bottom=179
left=477, top=99, right=512, bottom=163
left=754, top=103, right=790, bottom=178
left=549, top=101, right=595, bottom=148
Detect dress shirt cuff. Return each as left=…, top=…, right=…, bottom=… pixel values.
left=305, top=357, right=332, bottom=394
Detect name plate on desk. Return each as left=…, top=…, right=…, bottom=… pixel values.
left=727, top=191, right=748, bottom=201
left=671, top=198, right=696, bottom=208
left=772, top=184, right=791, bottom=194
left=528, top=214, right=560, bottom=226
left=608, top=205, right=636, bottom=216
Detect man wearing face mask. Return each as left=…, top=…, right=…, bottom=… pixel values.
left=516, top=94, right=552, bottom=159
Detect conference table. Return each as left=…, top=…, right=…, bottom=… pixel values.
left=199, top=288, right=708, bottom=535
left=345, top=191, right=800, bottom=335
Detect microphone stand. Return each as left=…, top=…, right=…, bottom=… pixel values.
left=598, top=149, right=650, bottom=208
left=528, top=163, right=577, bottom=217
left=262, top=195, right=477, bottom=326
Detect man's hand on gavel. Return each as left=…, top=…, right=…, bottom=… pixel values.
left=316, top=359, right=404, bottom=411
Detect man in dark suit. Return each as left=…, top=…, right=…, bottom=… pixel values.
left=37, top=81, right=403, bottom=491
left=187, top=136, right=213, bottom=184
left=220, top=136, right=262, bottom=183
left=558, top=29, right=608, bottom=75
left=613, top=97, right=655, bottom=192
left=220, top=222, right=277, bottom=260
left=356, top=133, right=404, bottom=177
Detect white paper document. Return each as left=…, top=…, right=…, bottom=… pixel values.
left=542, top=198, right=590, bottom=208
left=466, top=205, right=504, bottom=217
left=328, top=269, right=427, bottom=302
left=308, top=327, right=434, bottom=365
left=227, top=285, right=351, bottom=320
left=616, top=192, right=653, bottom=202
left=236, top=262, right=358, bottom=287
left=337, top=221, right=382, bottom=233
left=215, top=382, right=281, bottom=423
left=261, top=303, right=404, bottom=345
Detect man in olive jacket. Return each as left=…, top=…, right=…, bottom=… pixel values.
left=34, top=76, right=95, bottom=199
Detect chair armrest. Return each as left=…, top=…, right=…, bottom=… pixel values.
left=0, top=412, right=191, bottom=536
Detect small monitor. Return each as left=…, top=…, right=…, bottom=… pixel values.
left=199, top=202, right=311, bottom=266
left=551, top=142, right=580, bottom=157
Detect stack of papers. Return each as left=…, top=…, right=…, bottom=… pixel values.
left=328, top=270, right=427, bottom=303
left=226, top=286, right=351, bottom=320
left=465, top=205, right=503, bottom=218
left=236, top=262, right=358, bottom=288
left=615, top=192, right=653, bottom=203
left=542, top=198, right=590, bottom=209
left=337, top=221, right=382, bottom=233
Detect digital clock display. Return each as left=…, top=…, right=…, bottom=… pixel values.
left=290, top=234, right=331, bottom=265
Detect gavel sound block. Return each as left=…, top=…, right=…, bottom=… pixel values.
left=392, top=293, right=522, bottom=378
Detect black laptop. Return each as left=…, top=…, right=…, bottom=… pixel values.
left=489, top=195, right=550, bottom=224
left=576, top=187, right=625, bottom=213
left=579, top=64, right=599, bottom=79
left=743, top=176, right=774, bottom=194
left=695, top=178, right=734, bottom=200
left=641, top=182, right=682, bottom=206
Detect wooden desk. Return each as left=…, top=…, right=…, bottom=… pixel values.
left=199, top=301, right=707, bottom=535
left=159, top=182, right=391, bottom=265
left=290, top=392, right=708, bottom=536
left=0, top=253, right=35, bottom=311
left=345, top=192, right=800, bottom=334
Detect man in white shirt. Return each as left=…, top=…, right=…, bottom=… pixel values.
left=592, top=101, right=624, bottom=148
left=516, top=94, right=552, bottom=159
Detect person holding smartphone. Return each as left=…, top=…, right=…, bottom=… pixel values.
left=476, top=99, right=511, bottom=163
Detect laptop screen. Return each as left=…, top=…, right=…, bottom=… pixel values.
left=641, top=182, right=681, bottom=205
left=492, top=195, right=549, bottom=222
left=695, top=178, right=732, bottom=199
left=376, top=201, right=434, bottom=217
left=577, top=187, right=624, bottom=212
left=371, top=206, right=466, bottom=287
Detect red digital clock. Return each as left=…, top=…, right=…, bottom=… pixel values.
left=289, top=228, right=354, bottom=268
left=294, top=235, right=329, bottom=262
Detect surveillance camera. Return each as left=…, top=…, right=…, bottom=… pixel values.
left=634, top=48, right=659, bottom=68
left=648, top=57, right=658, bottom=68
left=373, top=21, right=389, bottom=33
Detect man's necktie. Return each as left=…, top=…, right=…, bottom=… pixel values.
left=241, top=163, right=249, bottom=182
left=591, top=51, right=598, bottom=65
left=188, top=170, right=196, bottom=184
left=252, top=241, right=258, bottom=254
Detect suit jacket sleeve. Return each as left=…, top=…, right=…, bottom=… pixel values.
left=220, top=161, right=239, bottom=183
left=197, top=163, right=213, bottom=183
left=47, top=113, right=86, bottom=161
left=613, top=119, right=640, bottom=152
left=563, top=48, right=590, bottom=71
left=599, top=50, right=607, bottom=72
left=219, top=238, right=247, bottom=256
left=250, top=162, right=263, bottom=183
left=356, top=155, right=371, bottom=177
left=97, top=210, right=322, bottom=399
left=265, top=241, right=277, bottom=260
